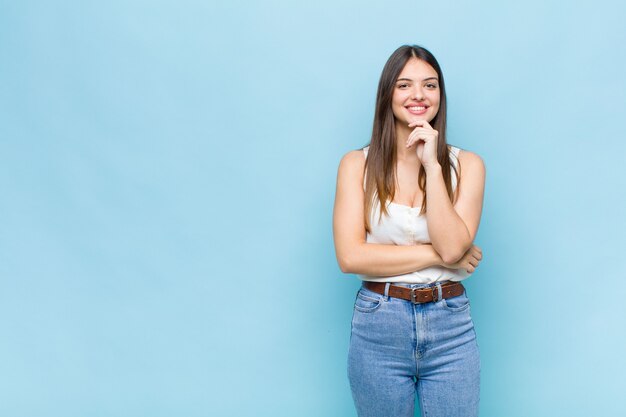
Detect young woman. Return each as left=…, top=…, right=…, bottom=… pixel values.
left=332, top=45, right=486, bottom=417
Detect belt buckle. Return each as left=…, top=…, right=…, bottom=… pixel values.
left=410, top=288, right=420, bottom=304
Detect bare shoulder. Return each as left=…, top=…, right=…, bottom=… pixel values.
left=338, top=148, right=366, bottom=177
left=340, top=148, right=366, bottom=166
left=457, top=148, right=486, bottom=173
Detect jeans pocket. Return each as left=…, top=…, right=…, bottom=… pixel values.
left=441, top=290, right=470, bottom=312
left=354, top=289, right=383, bottom=313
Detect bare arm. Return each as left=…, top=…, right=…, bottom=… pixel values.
left=425, top=150, right=486, bottom=264
left=332, top=150, right=444, bottom=276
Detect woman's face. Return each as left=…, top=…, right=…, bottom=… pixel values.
left=391, top=58, right=441, bottom=126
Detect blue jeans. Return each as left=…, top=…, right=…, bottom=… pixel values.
left=347, top=281, right=480, bottom=417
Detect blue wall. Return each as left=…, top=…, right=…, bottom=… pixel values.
left=1, top=1, right=625, bottom=415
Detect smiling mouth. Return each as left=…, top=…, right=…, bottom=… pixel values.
left=406, top=106, right=428, bottom=115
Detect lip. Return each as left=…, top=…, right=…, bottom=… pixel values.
left=405, top=104, right=429, bottom=115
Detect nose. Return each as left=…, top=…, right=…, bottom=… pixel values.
left=412, top=86, right=425, bottom=101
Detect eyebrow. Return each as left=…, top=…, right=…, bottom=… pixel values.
left=396, top=77, right=438, bottom=82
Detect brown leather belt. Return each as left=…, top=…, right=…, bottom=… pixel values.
left=363, top=281, right=465, bottom=304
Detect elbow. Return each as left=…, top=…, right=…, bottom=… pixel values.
left=433, top=243, right=462, bottom=265
left=441, top=252, right=462, bottom=265
left=336, top=242, right=365, bottom=274
left=441, top=242, right=472, bottom=265
left=337, top=254, right=354, bottom=274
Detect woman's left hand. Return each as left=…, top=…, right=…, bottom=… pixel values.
left=406, top=120, right=439, bottom=169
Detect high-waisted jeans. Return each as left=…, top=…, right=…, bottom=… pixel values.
left=347, top=281, right=480, bottom=417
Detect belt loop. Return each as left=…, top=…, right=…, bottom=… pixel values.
left=436, top=282, right=443, bottom=302
left=384, top=283, right=391, bottom=301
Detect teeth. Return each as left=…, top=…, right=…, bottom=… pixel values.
left=408, top=106, right=426, bottom=111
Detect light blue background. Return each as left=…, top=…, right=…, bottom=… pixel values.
left=1, top=1, right=625, bottom=416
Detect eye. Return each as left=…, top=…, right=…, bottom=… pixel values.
left=426, top=83, right=438, bottom=89
left=397, top=84, right=409, bottom=88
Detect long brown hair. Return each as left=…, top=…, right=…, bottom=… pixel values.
left=363, top=44, right=460, bottom=233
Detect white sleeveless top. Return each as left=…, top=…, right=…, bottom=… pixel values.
left=358, top=145, right=471, bottom=284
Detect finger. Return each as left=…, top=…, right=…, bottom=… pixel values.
left=406, top=132, right=425, bottom=147
left=407, top=138, right=426, bottom=148
left=408, top=120, right=433, bottom=129
left=408, top=131, right=430, bottom=143
left=409, top=134, right=436, bottom=145
left=409, top=128, right=433, bottom=136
